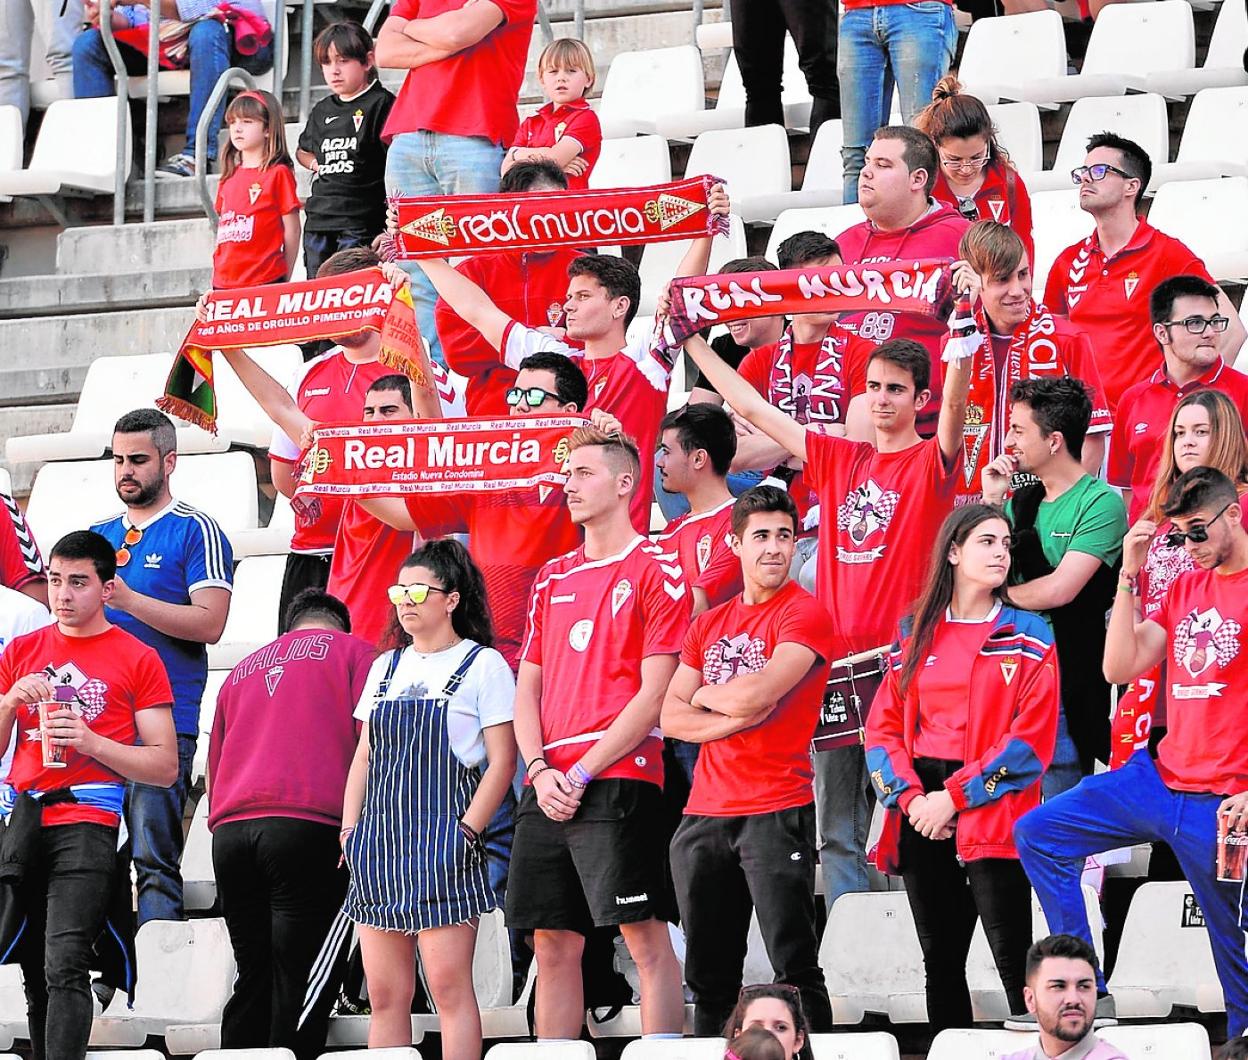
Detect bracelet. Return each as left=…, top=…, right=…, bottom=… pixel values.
left=339, top=825, right=356, bottom=837
left=526, top=756, right=549, bottom=777
left=458, top=819, right=481, bottom=846
left=1118, top=573, right=1138, bottom=594
left=529, top=764, right=551, bottom=782
left=567, top=762, right=594, bottom=789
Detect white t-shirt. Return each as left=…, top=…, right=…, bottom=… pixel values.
left=354, top=639, right=515, bottom=768
left=0, top=585, right=54, bottom=780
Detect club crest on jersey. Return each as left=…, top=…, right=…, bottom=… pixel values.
left=1123, top=271, right=1140, bottom=300
left=248, top=182, right=262, bottom=206
left=264, top=665, right=284, bottom=697
left=554, top=121, right=567, bottom=141
left=611, top=579, right=633, bottom=617
left=1000, top=657, right=1019, bottom=686
left=696, top=533, right=713, bottom=572
left=353, top=108, right=364, bottom=132
left=546, top=302, right=563, bottom=327
left=569, top=618, right=594, bottom=652
left=594, top=378, right=607, bottom=400
left=1174, top=605, right=1241, bottom=679
left=987, top=199, right=1006, bottom=222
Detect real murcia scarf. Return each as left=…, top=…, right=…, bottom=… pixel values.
left=158, top=269, right=436, bottom=432
left=391, top=175, right=730, bottom=258
left=294, top=415, right=588, bottom=498
left=661, top=259, right=952, bottom=350
left=768, top=326, right=852, bottom=425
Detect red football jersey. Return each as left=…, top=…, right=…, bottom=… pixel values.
left=805, top=433, right=961, bottom=658
left=0, top=490, right=44, bottom=592
left=512, top=98, right=602, bottom=190
left=327, top=503, right=418, bottom=649
left=212, top=164, right=300, bottom=290
left=1043, top=220, right=1213, bottom=414
left=1154, top=566, right=1248, bottom=794
left=0, top=624, right=172, bottom=826
left=653, top=498, right=741, bottom=610
left=681, top=580, right=833, bottom=815
left=932, top=161, right=1034, bottom=268
left=913, top=612, right=998, bottom=760
left=1109, top=362, right=1248, bottom=523
left=521, top=536, right=691, bottom=785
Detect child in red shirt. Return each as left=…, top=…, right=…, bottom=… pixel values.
left=502, top=39, right=602, bottom=190
left=212, top=90, right=302, bottom=291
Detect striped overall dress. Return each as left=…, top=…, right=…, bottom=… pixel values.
left=343, top=645, right=496, bottom=933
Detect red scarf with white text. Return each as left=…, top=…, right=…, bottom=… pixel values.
left=768, top=326, right=849, bottom=425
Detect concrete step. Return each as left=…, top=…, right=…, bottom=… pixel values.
left=0, top=307, right=193, bottom=406
left=0, top=405, right=76, bottom=497
left=0, top=267, right=210, bottom=318
left=58, top=217, right=215, bottom=274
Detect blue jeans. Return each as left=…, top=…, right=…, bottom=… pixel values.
left=837, top=1, right=956, bottom=202
left=385, top=130, right=505, bottom=366
left=653, top=461, right=766, bottom=522
left=72, top=21, right=272, bottom=160
left=127, top=733, right=196, bottom=925
left=1042, top=705, right=1083, bottom=801
left=1015, top=750, right=1248, bottom=1037
left=813, top=743, right=876, bottom=910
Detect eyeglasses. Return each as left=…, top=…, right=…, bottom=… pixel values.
left=1070, top=163, right=1132, bottom=185
left=940, top=152, right=990, bottom=173
left=505, top=386, right=559, bottom=409
left=386, top=583, right=450, bottom=606
left=1160, top=315, right=1230, bottom=335
left=115, top=525, right=143, bottom=568
left=1163, top=503, right=1233, bottom=549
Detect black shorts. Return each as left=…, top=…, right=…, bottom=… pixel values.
left=505, top=779, right=674, bottom=934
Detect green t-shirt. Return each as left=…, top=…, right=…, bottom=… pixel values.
left=1006, top=474, right=1128, bottom=573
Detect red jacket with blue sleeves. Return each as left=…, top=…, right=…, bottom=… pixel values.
left=865, top=605, right=1059, bottom=869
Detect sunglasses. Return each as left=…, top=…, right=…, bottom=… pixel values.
left=505, top=386, right=559, bottom=408
left=1160, top=315, right=1230, bottom=336
left=738, top=983, right=801, bottom=1002
left=115, top=525, right=143, bottom=568
left=1163, top=503, right=1232, bottom=549
left=1070, top=163, right=1132, bottom=185
left=387, top=583, right=450, bottom=606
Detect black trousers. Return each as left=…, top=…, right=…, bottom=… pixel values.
left=16, top=822, right=118, bottom=1060
left=213, top=817, right=350, bottom=1060
left=729, top=0, right=840, bottom=132
left=277, top=552, right=332, bottom=634
left=670, top=804, right=832, bottom=1036
left=899, top=758, right=1032, bottom=1031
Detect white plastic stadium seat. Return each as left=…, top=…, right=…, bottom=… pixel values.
left=1152, top=87, right=1248, bottom=186
left=636, top=213, right=747, bottom=315
left=486, top=1043, right=596, bottom=1060
left=318, top=1051, right=422, bottom=1060
left=1028, top=189, right=1087, bottom=297
left=986, top=103, right=1042, bottom=175
left=1146, top=0, right=1248, bottom=98
left=1147, top=175, right=1248, bottom=282
left=1099, top=1023, right=1212, bottom=1058
left=807, top=1033, right=902, bottom=1060
left=183, top=797, right=216, bottom=911
left=0, top=105, right=22, bottom=202
left=90, top=919, right=236, bottom=1045
left=956, top=11, right=1067, bottom=107
left=821, top=891, right=923, bottom=1024
left=684, top=124, right=792, bottom=222
left=193, top=1051, right=295, bottom=1060
left=230, top=493, right=295, bottom=559
left=0, top=97, right=131, bottom=198
left=0, top=966, right=24, bottom=1046
left=740, top=120, right=845, bottom=222
left=589, top=136, right=673, bottom=190
left=597, top=47, right=705, bottom=138
left=1107, top=881, right=1220, bottom=1018
left=621, top=1040, right=724, bottom=1060
left=694, top=20, right=734, bottom=50
left=926, top=1029, right=1035, bottom=1059
left=191, top=670, right=227, bottom=783
left=208, top=554, right=285, bottom=670
left=764, top=203, right=866, bottom=262
left=1024, top=93, right=1170, bottom=194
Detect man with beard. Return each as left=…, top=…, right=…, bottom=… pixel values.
left=90, top=409, right=234, bottom=927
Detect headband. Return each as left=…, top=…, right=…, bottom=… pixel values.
left=232, top=90, right=267, bottom=106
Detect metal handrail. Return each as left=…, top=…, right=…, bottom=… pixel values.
left=194, top=66, right=259, bottom=225
left=143, top=9, right=160, bottom=222
left=298, top=0, right=314, bottom=123
left=97, top=15, right=131, bottom=225
left=363, top=0, right=386, bottom=34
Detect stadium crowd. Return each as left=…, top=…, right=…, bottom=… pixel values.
left=3, top=3, right=1248, bottom=1060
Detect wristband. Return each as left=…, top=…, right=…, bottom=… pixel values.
left=458, top=819, right=481, bottom=844
left=526, top=756, right=548, bottom=777
left=339, top=825, right=356, bottom=838
left=567, top=762, right=594, bottom=789
left=529, top=764, right=551, bottom=783
left=1118, top=573, right=1138, bottom=594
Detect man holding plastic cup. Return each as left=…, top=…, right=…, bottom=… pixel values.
left=0, top=530, right=176, bottom=1060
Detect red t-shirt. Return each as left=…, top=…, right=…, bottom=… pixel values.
left=0, top=624, right=172, bottom=826
left=932, top=161, right=1034, bottom=268
left=1043, top=220, right=1213, bottom=414
left=521, top=536, right=690, bottom=785
left=913, top=613, right=996, bottom=760
left=512, top=98, right=602, bottom=190
left=1109, top=362, right=1248, bottom=524
left=382, top=0, right=536, bottom=148
left=270, top=351, right=399, bottom=554
left=681, top=580, right=832, bottom=815
left=653, top=498, right=741, bottom=610
left=835, top=203, right=970, bottom=435
left=212, top=164, right=300, bottom=289
left=0, top=490, right=44, bottom=593
left=327, top=503, right=418, bottom=649
left=436, top=249, right=583, bottom=417
left=805, top=433, right=961, bottom=658
left=1154, top=566, right=1248, bottom=794
left=403, top=486, right=581, bottom=669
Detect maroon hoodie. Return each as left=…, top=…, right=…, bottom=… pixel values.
left=836, top=200, right=969, bottom=435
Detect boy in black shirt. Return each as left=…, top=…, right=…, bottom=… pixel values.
left=298, top=23, right=395, bottom=279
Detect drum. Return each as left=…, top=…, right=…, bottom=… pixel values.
left=811, top=645, right=891, bottom=751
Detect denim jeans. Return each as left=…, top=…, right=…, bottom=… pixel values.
left=303, top=228, right=377, bottom=284
left=0, top=0, right=83, bottom=123
left=72, top=21, right=273, bottom=160
left=837, top=1, right=956, bottom=202
left=17, top=822, right=119, bottom=1060
left=127, top=733, right=196, bottom=926
left=1041, top=706, right=1083, bottom=801
left=385, top=130, right=505, bottom=366
left=813, top=742, right=876, bottom=910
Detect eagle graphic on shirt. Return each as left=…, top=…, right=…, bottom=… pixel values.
left=702, top=632, right=768, bottom=685
left=837, top=479, right=901, bottom=546
left=1173, top=606, right=1241, bottom=678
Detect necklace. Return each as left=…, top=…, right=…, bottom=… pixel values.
left=410, top=636, right=463, bottom=656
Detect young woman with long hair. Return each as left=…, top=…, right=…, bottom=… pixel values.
left=340, top=539, right=518, bottom=1057
left=721, top=984, right=816, bottom=1060
left=865, top=504, right=1058, bottom=1030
